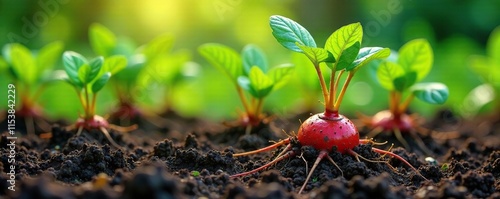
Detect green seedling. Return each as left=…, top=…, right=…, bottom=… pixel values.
left=89, top=23, right=192, bottom=126
left=62, top=51, right=134, bottom=148
left=359, top=39, right=451, bottom=154
left=231, top=15, right=425, bottom=194
left=1, top=42, right=64, bottom=135
left=199, top=43, right=294, bottom=127
left=468, top=26, right=500, bottom=115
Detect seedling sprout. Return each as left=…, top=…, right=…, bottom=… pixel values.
left=358, top=39, right=453, bottom=154
left=199, top=44, right=294, bottom=129
left=1, top=42, right=64, bottom=135
left=61, top=51, right=135, bottom=149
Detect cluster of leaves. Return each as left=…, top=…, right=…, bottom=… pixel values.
left=469, top=26, right=500, bottom=111
left=62, top=51, right=127, bottom=119
left=89, top=23, right=192, bottom=112
left=374, top=39, right=449, bottom=115
left=199, top=43, right=294, bottom=126
left=0, top=42, right=64, bottom=115
left=269, top=15, right=390, bottom=113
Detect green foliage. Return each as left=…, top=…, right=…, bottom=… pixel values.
left=324, top=22, right=363, bottom=71
left=397, top=39, right=433, bottom=81
left=62, top=51, right=126, bottom=118
left=269, top=15, right=316, bottom=53
left=199, top=43, right=294, bottom=125
left=89, top=23, right=117, bottom=57
left=2, top=42, right=64, bottom=86
left=270, top=15, right=389, bottom=111
left=411, top=83, right=449, bottom=104
left=198, top=43, right=243, bottom=83
left=375, top=39, right=448, bottom=106
left=200, top=43, right=294, bottom=99
left=63, top=51, right=124, bottom=93
left=470, top=26, right=500, bottom=90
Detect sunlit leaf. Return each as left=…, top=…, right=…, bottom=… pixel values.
left=103, top=55, right=127, bottom=75
left=91, top=72, right=111, bottom=93
left=376, top=61, right=404, bottom=90
left=411, top=82, right=449, bottom=104
left=242, top=44, right=268, bottom=75
left=393, top=71, right=417, bottom=92
left=325, top=22, right=363, bottom=62
left=198, top=43, right=243, bottom=82
left=248, top=66, right=274, bottom=98
left=268, top=64, right=294, bottom=90
left=143, top=34, right=174, bottom=60
left=487, top=26, right=500, bottom=63
left=89, top=23, right=116, bottom=57
left=335, top=42, right=360, bottom=71
left=297, top=44, right=335, bottom=64
left=62, top=51, right=87, bottom=88
left=349, top=47, right=390, bottom=71
left=10, top=44, right=37, bottom=84
left=270, top=15, right=316, bottom=53
left=398, top=39, right=433, bottom=81
left=37, top=41, right=64, bottom=73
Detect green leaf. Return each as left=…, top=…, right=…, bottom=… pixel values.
left=89, top=23, right=116, bottom=57
left=78, top=57, right=103, bottom=84
left=242, top=44, right=268, bottom=75
left=268, top=64, right=295, bottom=90
left=487, top=26, right=500, bottom=62
left=248, top=66, right=274, bottom=98
left=349, top=47, right=390, bottom=71
left=411, top=82, right=449, bottom=104
left=62, top=51, right=87, bottom=88
left=36, top=41, right=64, bottom=73
left=376, top=61, right=404, bottom=91
left=335, top=42, right=360, bottom=71
left=393, top=71, right=417, bottom=92
left=270, top=15, right=316, bottom=53
left=398, top=39, right=433, bottom=81
left=324, top=22, right=363, bottom=62
left=89, top=57, right=104, bottom=81
left=103, top=55, right=127, bottom=75
left=297, top=44, right=335, bottom=64
left=10, top=44, right=37, bottom=84
left=91, top=72, right=111, bottom=93
left=143, top=34, right=174, bottom=60
left=198, top=43, right=243, bottom=82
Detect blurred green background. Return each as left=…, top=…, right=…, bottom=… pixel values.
left=0, top=0, right=498, bottom=121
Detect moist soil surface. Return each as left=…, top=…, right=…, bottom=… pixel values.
left=1, top=110, right=499, bottom=199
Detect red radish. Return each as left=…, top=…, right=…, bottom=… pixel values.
left=298, top=111, right=358, bottom=153
left=230, top=16, right=427, bottom=194
left=367, top=110, right=414, bottom=132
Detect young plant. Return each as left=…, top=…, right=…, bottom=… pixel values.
left=89, top=23, right=192, bottom=126
left=359, top=39, right=450, bottom=154
left=468, top=26, right=500, bottom=116
left=230, top=15, right=426, bottom=194
left=199, top=43, right=294, bottom=127
left=1, top=42, right=64, bottom=135
left=62, top=51, right=133, bottom=148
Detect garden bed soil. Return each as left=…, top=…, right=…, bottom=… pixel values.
left=1, top=110, right=499, bottom=199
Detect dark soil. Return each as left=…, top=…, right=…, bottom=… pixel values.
left=1, top=110, right=499, bottom=199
